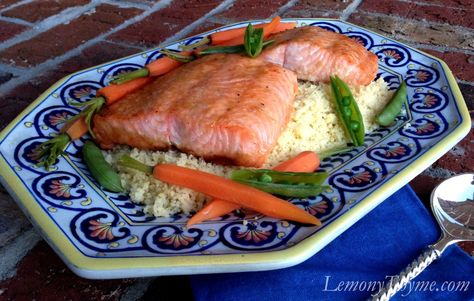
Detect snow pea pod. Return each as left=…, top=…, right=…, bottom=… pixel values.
left=231, top=169, right=328, bottom=185
left=330, top=75, right=365, bottom=146
left=376, top=81, right=407, bottom=126
left=232, top=179, right=329, bottom=198
left=83, top=141, right=124, bottom=193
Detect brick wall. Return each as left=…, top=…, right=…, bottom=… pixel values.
left=0, top=0, right=472, bottom=299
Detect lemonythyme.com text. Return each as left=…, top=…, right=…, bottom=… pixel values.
left=323, top=276, right=470, bottom=297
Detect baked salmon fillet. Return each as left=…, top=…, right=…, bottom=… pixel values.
left=260, top=26, right=378, bottom=86
left=93, top=54, right=298, bottom=167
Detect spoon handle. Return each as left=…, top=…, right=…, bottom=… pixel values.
left=368, top=247, right=440, bottom=301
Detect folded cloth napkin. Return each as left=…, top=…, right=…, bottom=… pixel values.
left=190, top=185, right=474, bottom=301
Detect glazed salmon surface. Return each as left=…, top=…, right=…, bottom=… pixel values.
left=94, top=54, right=298, bottom=167
left=260, top=26, right=378, bottom=86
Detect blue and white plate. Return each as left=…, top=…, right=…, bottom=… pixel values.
left=0, top=19, right=469, bottom=279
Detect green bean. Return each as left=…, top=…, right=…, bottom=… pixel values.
left=330, top=75, right=365, bottom=146
left=83, top=141, right=124, bottom=193
left=376, top=81, right=407, bottom=126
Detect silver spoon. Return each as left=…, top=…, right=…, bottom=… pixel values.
left=369, top=173, right=474, bottom=301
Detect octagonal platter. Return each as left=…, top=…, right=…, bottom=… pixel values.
left=0, top=19, right=469, bottom=279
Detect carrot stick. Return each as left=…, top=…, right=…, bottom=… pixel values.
left=154, top=164, right=320, bottom=225
left=60, top=115, right=88, bottom=140
left=187, top=151, right=320, bottom=227
left=217, top=16, right=281, bottom=46
left=97, top=77, right=154, bottom=105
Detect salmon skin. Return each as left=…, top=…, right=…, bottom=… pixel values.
left=93, top=54, right=298, bottom=167
left=260, top=26, right=378, bottom=86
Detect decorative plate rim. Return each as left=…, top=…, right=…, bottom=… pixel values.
left=0, top=18, right=470, bottom=279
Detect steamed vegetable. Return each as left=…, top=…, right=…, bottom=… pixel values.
left=231, top=169, right=328, bottom=197
left=181, top=16, right=282, bottom=50
left=187, top=151, right=321, bottom=226
left=83, top=141, right=124, bottom=193
left=330, top=75, right=365, bottom=146
left=33, top=116, right=88, bottom=169
left=376, top=81, right=407, bottom=126
left=110, top=56, right=188, bottom=84
left=70, top=77, right=154, bottom=137
left=118, top=155, right=320, bottom=225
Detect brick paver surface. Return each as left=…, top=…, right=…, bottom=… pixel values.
left=0, top=0, right=472, bottom=299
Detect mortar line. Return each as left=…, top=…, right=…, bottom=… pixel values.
left=0, top=0, right=33, bottom=13
left=340, top=0, right=363, bottom=21
left=457, top=79, right=474, bottom=87
left=0, top=0, right=173, bottom=96
left=160, top=0, right=236, bottom=45
left=0, top=228, right=41, bottom=280
left=274, top=0, right=299, bottom=17
left=0, top=16, right=33, bottom=27
left=397, top=0, right=474, bottom=11
left=358, top=10, right=474, bottom=36
left=207, top=15, right=237, bottom=25
left=101, top=0, right=152, bottom=10
left=0, top=1, right=101, bottom=52
left=102, top=39, right=146, bottom=52
left=0, top=63, right=28, bottom=76
left=119, top=278, right=154, bottom=301
left=401, top=41, right=474, bottom=56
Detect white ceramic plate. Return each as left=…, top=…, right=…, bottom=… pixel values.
left=0, top=18, right=469, bottom=279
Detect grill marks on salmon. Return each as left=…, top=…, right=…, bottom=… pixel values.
left=93, top=54, right=298, bottom=167
left=260, top=26, right=378, bottom=86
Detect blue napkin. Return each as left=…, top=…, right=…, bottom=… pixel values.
left=190, top=185, right=474, bottom=301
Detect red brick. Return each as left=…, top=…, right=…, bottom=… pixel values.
left=217, top=0, right=289, bottom=21
left=348, top=12, right=474, bottom=51
left=409, top=174, right=441, bottom=206
left=0, top=4, right=142, bottom=67
left=1, top=0, right=91, bottom=23
left=415, top=0, right=474, bottom=9
left=458, top=83, right=474, bottom=114
left=282, top=0, right=355, bottom=19
left=421, top=49, right=474, bottom=82
left=0, top=241, right=135, bottom=301
left=0, top=0, right=18, bottom=10
left=186, top=21, right=221, bottom=37
left=58, top=41, right=142, bottom=74
left=360, top=0, right=474, bottom=29
left=0, top=20, right=28, bottom=42
left=108, top=1, right=220, bottom=48
left=433, top=127, right=474, bottom=174
left=0, top=41, right=141, bottom=130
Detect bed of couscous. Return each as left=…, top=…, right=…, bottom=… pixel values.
left=104, top=78, right=393, bottom=217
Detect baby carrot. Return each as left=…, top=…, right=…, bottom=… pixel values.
left=182, top=16, right=282, bottom=50
left=154, top=164, right=320, bottom=225
left=117, top=156, right=320, bottom=225
left=186, top=200, right=240, bottom=227
left=96, top=77, right=154, bottom=105
left=34, top=116, right=88, bottom=169
left=272, top=21, right=297, bottom=33
left=70, top=76, right=154, bottom=138
left=187, top=151, right=320, bottom=227
left=218, top=16, right=281, bottom=47
left=273, top=151, right=320, bottom=172
left=111, top=52, right=192, bottom=85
